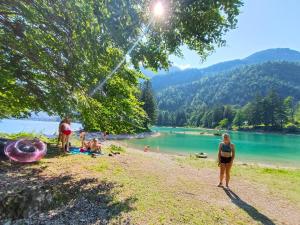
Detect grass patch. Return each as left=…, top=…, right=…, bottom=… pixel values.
left=87, top=160, right=110, bottom=173
left=92, top=162, right=110, bottom=172
left=231, top=165, right=300, bottom=206
left=107, top=163, right=252, bottom=225
left=178, top=155, right=300, bottom=206
left=175, top=155, right=217, bottom=169
left=0, top=132, right=55, bottom=143
left=105, top=144, right=126, bottom=153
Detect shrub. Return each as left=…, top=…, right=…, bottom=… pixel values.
left=0, top=132, right=55, bottom=143
left=106, top=144, right=125, bottom=153
left=285, top=123, right=298, bottom=132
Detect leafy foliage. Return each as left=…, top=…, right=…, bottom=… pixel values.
left=0, top=0, right=242, bottom=133
left=0, top=132, right=55, bottom=143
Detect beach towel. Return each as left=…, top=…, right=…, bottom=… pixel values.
left=68, top=147, right=103, bottom=156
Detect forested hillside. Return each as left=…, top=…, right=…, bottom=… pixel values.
left=157, top=61, right=300, bottom=111
left=151, top=48, right=300, bottom=92
left=155, top=61, right=300, bottom=130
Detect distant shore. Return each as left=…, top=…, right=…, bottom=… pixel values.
left=73, top=131, right=161, bottom=140
left=158, top=125, right=300, bottom=135
left=116, top=140, right=300, bottom=169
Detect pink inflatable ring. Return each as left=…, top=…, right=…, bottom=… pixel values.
left=4, top=139, right=47, bottom=163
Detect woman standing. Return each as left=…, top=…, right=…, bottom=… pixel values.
left=61, top=118, right=72, bottom=152
left=218, top=133, right=235, bottom=189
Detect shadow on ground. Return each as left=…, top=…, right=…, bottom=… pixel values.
left=0, top=160, right=136, bottom=224
left=223, top=188, right=276, bottom=225
left=44, top=144, right=70, bottom=158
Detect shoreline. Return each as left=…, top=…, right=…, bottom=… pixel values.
left=116, top=141, right=300, bottom=170
left=171, top=131, right=220, bottom=136
left=73, top=131, right=161, bottom=140
left=157, top=126, right=300, bottom=136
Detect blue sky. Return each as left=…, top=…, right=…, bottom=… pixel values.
left=169, top=0, right=300, bottom=69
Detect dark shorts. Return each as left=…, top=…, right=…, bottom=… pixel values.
left=220, top=156, right=232, bottom=164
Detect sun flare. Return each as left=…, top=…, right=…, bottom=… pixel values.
left=153, top=2, right=164, bottom=17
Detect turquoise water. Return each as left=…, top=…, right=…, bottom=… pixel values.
left=125, top=127, right=300, bottom=167
left=1, top=120, right=299, bottom=166
left=0, top=119, right=82, bottom=135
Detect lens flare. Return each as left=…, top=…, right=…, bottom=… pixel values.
left=90, top=1, right=164, bottom=96
left=154, top=2, right=164, bottom=17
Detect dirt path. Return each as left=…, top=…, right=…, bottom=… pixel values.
left=114, top=143, right=300, bottom=225
left=1, top=141, right=299, bottom=225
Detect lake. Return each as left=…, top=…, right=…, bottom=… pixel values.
left=125, top=126, right=300, bottom=167
left=1, top=120, right=299, bottom=167
left=0, top=119, right=82, bottom=135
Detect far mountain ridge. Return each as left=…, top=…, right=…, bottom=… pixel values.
left=150, top=48, right=300, bottom=91
left=156, top=61, right=300, bottom=112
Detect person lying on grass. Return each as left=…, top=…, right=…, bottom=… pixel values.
left=90, top=138, right=102, bottom=153
left=218, top=133, right=235, bottom=189
left=82, top=138, right=102, bottom=154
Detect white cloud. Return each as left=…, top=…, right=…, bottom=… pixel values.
left=174, top=63, right=192, bottom=70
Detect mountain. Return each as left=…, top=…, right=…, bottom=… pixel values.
left=140, top=66, right=181, bottom=79
left=150, top=48, right=300, bottom=92
left=156, top=61, right=300, bottom=112
left=29, top=112, right=60, bottom=121
left=244, top=48, right=300, bottom=64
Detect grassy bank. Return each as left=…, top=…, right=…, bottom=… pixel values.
left=1, top=135, right=300, bottom=224
left=177, top=156, right=300, bottom=208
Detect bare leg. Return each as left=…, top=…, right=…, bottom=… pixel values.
left=80, top=134, right=85, bottom=148
left=225, top=163, right=232, bottom=188
left=57, top=132, right=61, bottom=147
left=61, top=134, right=66, bottom=152
left=219, top=163, right=226, bottom=186
left=81, top=138, right=84, bottom=148
left=65, top=135, right=70, bottom=152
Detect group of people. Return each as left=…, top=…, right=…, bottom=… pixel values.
left=79, top=130, right=102, bottom=154
left=57, top=118, right=106, bottom=154
left=57, top=118, right=235, bottom=188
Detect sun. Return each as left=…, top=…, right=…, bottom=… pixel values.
left=153, top=2, right=164, bottom=17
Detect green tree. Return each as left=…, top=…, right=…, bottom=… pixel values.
left=233, top=109, right=244, bottom=128
left=295, top=102, right=300, bottom=124
left=175, top=111, right=187, bottom=126
left=266, top=90, right=286, bottom=127
left=218, top=118, right=229, bottom=129
left=140, top=80, right=157, bottom=126
left=284, top=96, right=295, bottom=122
left=1, top=0, right=242, bottom=132
left=201, top=111, right=214, bottom=128
left=157, top=111, right=163, bottom=125
left=244, top=94, right=264, bottom=127
left=212, top=106, right=224, bottom=127
left=224, top=105, right=236, bottom=121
